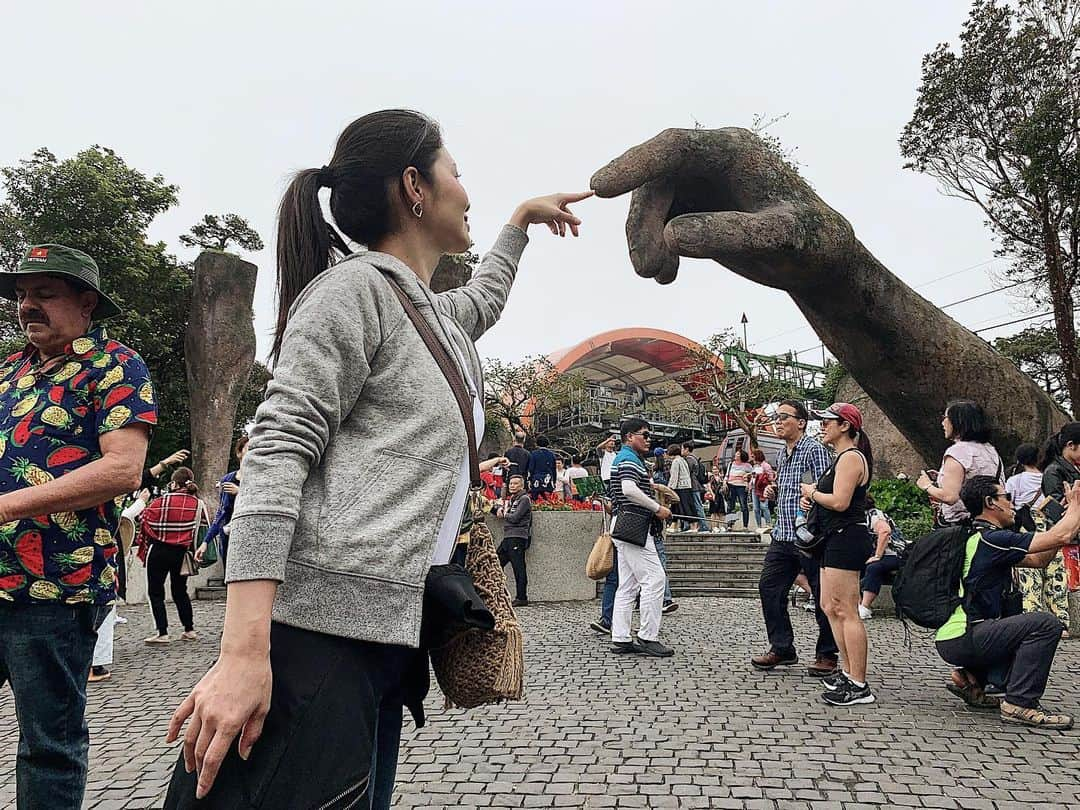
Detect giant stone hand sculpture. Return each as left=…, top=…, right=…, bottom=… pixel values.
left=592, top=128, right=1065, bottom=464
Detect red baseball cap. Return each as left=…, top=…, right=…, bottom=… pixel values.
left=811, top=402, right=863, bottom=431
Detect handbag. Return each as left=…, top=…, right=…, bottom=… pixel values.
left=611, top=507, right=654, bottom=547
left=179, top=548, right=198, bottom=577
left=386, top=278, right=523, bottom=709
left=585, top=511, right=614, bottom=580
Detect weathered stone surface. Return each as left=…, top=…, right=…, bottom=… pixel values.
left=835, top=375, right=923, bottom=477
left=592, top=127, right=1069, bottom=466
left=184, top=251, right=257, bottom=498
left=487, top=511, right=602, bottom=602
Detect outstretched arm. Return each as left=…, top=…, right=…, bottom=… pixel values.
left=592, top=127, right=1065, bottom=463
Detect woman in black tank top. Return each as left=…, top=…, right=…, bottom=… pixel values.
left=800, top=403, right=876, bottom=706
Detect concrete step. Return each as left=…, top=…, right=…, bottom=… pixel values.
left=195, top=584, right=226, bottom=600
left=669, top=586, right=759, bottom=598
left=665, top=567, right=763, bottom=578
left=665, top=531, right=764, bottom=541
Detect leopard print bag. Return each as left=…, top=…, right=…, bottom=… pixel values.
left=429, top=495, right=524, bottom=708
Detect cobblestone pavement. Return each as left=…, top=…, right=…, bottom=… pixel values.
left=2, top=597, right=1080, bottom=809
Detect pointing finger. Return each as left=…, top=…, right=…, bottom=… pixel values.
left=558, top=190, right=594, bottom=204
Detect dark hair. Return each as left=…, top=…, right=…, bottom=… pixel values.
left=837, top=422, right=875, bottom=480
left=620, top=417, right=650, bottom=440
left=961, top=474, right=1002, bottom=519
left=864, top=492, right=877, bottom=510
left=170, top=466, right=199, bottom=495
left=945, top=400, right=991, bottom=443
left=536, top=436, right=550, bottom=448
left=778, top=399, right=808, bottom=423
left=751, top=448, right=765, bottom=463
left=735, top=449, right=749, bottom=463
left=1013, top=442, right=1039, bottom=474
left=272, top=110, right=442, bottom=361
left=234, top=435, right=249, bottom=457
left=682, top=441, right=696, bottom=451
left=1039, top=422, right=1080, bottom=470
left=666, top=443, right=682, bottom=457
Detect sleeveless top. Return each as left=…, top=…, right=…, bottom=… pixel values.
left=814, top=448, right=869, bottom=535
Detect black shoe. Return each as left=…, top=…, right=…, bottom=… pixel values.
left=611, top=640, right=641, bottom=654
left=590, top=619, right=612, bottom=634
left=634, top=637, right=675, bottom=657
left=822, top=681, right=875, bottom=706
left=662, top=601, right=679, bottom=614
left=512, top=598, right=529, bottom=607
left=822, top=671, right=851, bottom=692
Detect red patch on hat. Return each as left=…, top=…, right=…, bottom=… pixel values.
left=28, top=247, right=48, bottom=259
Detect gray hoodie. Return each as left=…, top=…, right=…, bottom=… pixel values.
left=226, top=225, right=528, bottom=648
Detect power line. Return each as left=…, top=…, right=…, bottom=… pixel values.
left=972, top=306, right=1080, bottom=335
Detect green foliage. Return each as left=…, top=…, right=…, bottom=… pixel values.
left=819, top=362, right=847, bottom=406
left=179, top=213, right=264, bottom=253
left=869, top=478, right=935, bottom=539
left=994, top=325, right=1070, bottom=408
left=900, top=0, right=1080, bottom=413
left=483, top=356, right=586, bottom=438
left=0, top=146, right=267, bottom=461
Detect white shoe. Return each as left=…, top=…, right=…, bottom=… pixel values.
left=114, top=615, right=128, bottom=625
left=803, top=600, right=816, bottom=613
left=858, top=605, right=873, bottom=620
left=144, top=634, right=171, bottom=645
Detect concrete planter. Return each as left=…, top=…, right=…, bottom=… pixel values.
left=486, top=510, right=603, bottom=602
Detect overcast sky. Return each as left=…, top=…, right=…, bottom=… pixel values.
left=1, top=1, right=1037, bottom=369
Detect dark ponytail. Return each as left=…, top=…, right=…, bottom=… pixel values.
left=1039, top=422, right=1080, bottom=470
left=841, top=423, right=874, bottom=480
left=272, top=109, right=442, bottom=362
left=170, top=466, right=199, bottom=495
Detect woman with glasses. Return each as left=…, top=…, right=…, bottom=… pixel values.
left=917, top=400, right=1003, bottom=526
left=164, top=109, right=590, bottom=809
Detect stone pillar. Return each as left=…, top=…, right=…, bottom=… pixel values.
left=184, top=251, right=257, bottom=499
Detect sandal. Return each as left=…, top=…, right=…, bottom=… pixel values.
left=1000, top=700, right=1074, bottom=729
left=946, top=681, right=1000, bottom=711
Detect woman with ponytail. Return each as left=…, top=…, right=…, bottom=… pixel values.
left=140, top=467, right=206, bottom=645
left=799, top=403, right=876, bottom=706
left=164, top=110, right=591, bottom=809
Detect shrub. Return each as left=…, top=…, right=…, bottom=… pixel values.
left=869, top=478, right=934, bottom=539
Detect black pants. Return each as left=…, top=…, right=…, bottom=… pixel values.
left=146, top=543, right=194, bottom=636
left=498, top=538, right=528, bottom=601
left=727, top=485, right=750, bottom=526
left=936, top=612, right=1064, bottom=708
left=165, top=622, right=423, bottom=809
left=758, top=540, right=838, bottom=660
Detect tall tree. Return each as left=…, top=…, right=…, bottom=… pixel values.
left=995, top=325, right=1070, bottom=406
left=179, top=213, right=265, bottom=253
left=900, top=0, right=1080, bottom=413
left=0, top=146, right=266, bottom=459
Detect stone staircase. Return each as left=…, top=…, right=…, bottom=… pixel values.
left=195, top=577, right=226, bottom=600
left=663, top=530, right=768, bottom=598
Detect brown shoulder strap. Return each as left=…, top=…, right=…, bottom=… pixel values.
left=386, top=279, right=481, bottom=486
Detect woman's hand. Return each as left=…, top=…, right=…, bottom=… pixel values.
left=222, top=482, right=241, bottom=497
left=916, top=470, right=933, bottom=492
left=800, top=495, right=813, bottom=511
left=167, top=650, right=272, bottom=799
left=137, top=488, right=151, bottom=503
left=866, top=555, right=882, bottom=564
left=194, top=542, right=207, bottom=563
left=162, top=449, right=191, bottom=467
left=510, top=191, right=594, bottom=237
left=799, top=483, right=816, bottom=499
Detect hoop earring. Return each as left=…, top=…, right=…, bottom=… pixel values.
left=412, top=201, right=423, bottom=219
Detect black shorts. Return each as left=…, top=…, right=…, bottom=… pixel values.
left=821, top=524, right=873, bottom=572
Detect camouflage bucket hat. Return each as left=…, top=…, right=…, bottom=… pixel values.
left=0, top=244, right=122, bottom=321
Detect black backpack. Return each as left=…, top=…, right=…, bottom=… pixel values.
left=891, top=522, right=973, bottom=629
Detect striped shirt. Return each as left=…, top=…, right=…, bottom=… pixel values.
left=610, top=446, right=654, bottom=516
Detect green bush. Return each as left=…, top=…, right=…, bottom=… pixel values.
left=869, top=478, right=934, bottom=540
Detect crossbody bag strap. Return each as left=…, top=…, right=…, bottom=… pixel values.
left=386, top=279, right=481, bottom=486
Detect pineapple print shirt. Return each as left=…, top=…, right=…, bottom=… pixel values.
left=0, top=326, right=158, bottom=605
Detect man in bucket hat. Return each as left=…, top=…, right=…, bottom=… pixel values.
left=0, top=244, right=157, bottom=808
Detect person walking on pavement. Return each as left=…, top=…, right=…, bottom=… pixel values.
left=0, top=244, right=157, bottom=809
left=497, top=474, right=531, bottom=606
left=683, top=442, right=711, bottom=532
left=751, top=400, right=839, bottom=677
left=666, top=443, right=694, bottom=532
left=609, top=418, right=674, bottom=657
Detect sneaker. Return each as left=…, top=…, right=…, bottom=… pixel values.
left=1000, top=700, right=1073, bottom=729
left=611, top=640, right=640, bottom=654
left=807, top=656, right=839, bottom=678
left=662, top=601, right=679, bottom=614
left=634, top=637, right=675, bottom=657
left=803, top=600, right=817, bottom=613
left=823, top=681, right=875, bottom=706
left=512, top=598, right=529, bottom=607
left=180, top=630, right=199, bottom=641
left=144, top=634, right=171, bottom=645
left=590, top=619, right=612, bottom=634
left=88, top=666, right=111, bottom=683
left=751, top=650, right=798, bottom=671
left=822, top=671, right=852, bottom=692
left=858, top=604, right=873, bottom=620
left=114, top=615, right=128, bottom=625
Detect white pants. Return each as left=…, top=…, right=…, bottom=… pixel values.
left=611, top=535, right=666, bottom=643
left=92, top=607, right=117, bottom=667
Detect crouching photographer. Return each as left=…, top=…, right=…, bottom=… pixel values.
left=934, top=476, right=1080, bottom=730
